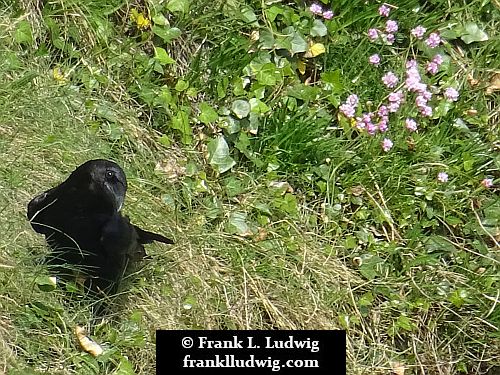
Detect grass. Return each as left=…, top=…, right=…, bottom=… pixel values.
left=1, top=0, right=499, bottom=374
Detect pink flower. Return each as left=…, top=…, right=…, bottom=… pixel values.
left=444, top=87, right=459, bottom=101
left=378, top=105, right=389, bottom=117
left=419, top=105, right=433, bottom=117
left=388, top=90, right=404, bottom=102
left=369, top=54, right=381, bottom=65
left=382, top=71, right=398, bottom=88
left=425, top=32, right=441, bottom=48
left=388, top=102, right=400, bottom=112
left=405, top=118, right=417, bottom=132
left=406, top=59, right=418, bottom=69
left=355, top=117, right=366, bottom=130
left=368, top=28, right=379, bottom=41
left=346, top=94, right=359, bottom=107
left=432, top=54, right=444, bottom=65
left=415, top=95, right=427, bottom=107
left=421, top=89, right=432, bottom=100
left=437, top=172, right=448, bottom=183
left=310, top=3, right=323, bottom=15
left=379, top=4, right=391, bottom=17
left=378, top=120, right=388, bottom=132
left=366, top=122, right=377, bottom=135
left=411, top=25, right=426, bottom=39
left=481, top=178, right=493, bottom=188
left=382, top=138, right=393, bottom=152
left=386, top=20, right=398, bottom=33
left=386, top=33, right=395, bottom=44
left=322, top=10, right=334, bottom=20
left=362, top=112, right=373, bottom=122
left=426, top=62, right=439, bottom=75
left=339, top=103, right=356, bottom=118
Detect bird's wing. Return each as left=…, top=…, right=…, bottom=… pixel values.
left=27, top=186, right=62, bottom=234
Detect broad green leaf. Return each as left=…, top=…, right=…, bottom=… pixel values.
left=35, top=275, right=57, bottom=292
left=226, top=211, right=251, bottom=235
left=232, top=99, right=250, bottom=119
left=310, top=19, right=327, bottom=37
left=171, top=110, right=192, bottom=144
left=154, top=86, right=173, bottom=108
left=113, top=357, right=135, bottom=375
left=290, top=31, right=307, bottom=54
left=259, top=29, right=275, bottom=49
left=207, top=136, right=236, bottom=173
left=14, top=20, right=33, bottom=45
left=199, top=102, right=218, bottom=124
left=264, top=5, right=283, bottom=22
left=249, top=98, right=270, bottom=114
left=256, top=62, right=279, bottom=86
left=321, top=70, right=343, bottom=92
left=167, top=0, right=190, bottom=14
left=154, top=47, right=175, bottom=65
left=240, top=6, right=257, bottom=23
left=460, top=23, right=488, bottom=44
left=152, top=26, right=181, bottom=43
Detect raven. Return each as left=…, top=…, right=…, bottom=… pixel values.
left=27, top=159, right=173, bottom=296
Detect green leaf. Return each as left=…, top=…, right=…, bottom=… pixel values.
left=113, top=357, right=135, bottom=375
left=287, top=84, right=321, bottom=101
left=152, top=26, right=181, bottom=43
left=224, top=177, right=245, bottom=197
left=264, top=5, right=283, bottom=22
left=199, top=102, right=218, bottom=124
left=240, top=6, right=257, bottom=23
left=310, top=19, right=327, bottom=37
left=167, top=0, right=190, bottom=14
left=396, top=315, right=415, bottom=332
left=249, top=98, right=270, bottom=114
left=171, top=110, right=192, bottom=144
left=14, top=20, right=33, bottom=45
left=226, top=211, right=251, bottom=235
left=290, top=31, right=307, bottom=54
left=463, top=159, right=474, bottom=171
left=460, top=23, right=488, bottom=44
left=35, top=275, right=57, bottom=292
left=207, top=136, right=236, bottom=173
left=175, top=79, right=189, bottom=91
left=255, top=63, right=279, bottom=86
left=154, top=47, right=175, bottom=65
left=259, top=29, right=275, bottom=49
left=231, top=99, right=250, bottom=119
left=321, top=70, right=343, bottom=93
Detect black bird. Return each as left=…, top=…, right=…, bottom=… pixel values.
left=27, top=159, right=173, bottom=296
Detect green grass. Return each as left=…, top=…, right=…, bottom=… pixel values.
left=1, top=0, right=499, bottom=374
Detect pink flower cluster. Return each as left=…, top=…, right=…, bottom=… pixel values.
left=379, top=4, right=391, bottom=17
left=337, top=4, right=462, bottom=153
left=382, top=71, right=399, bottom=88
left=368, top=20, right=398, bottom=45
left=404, top=61, right=434, bottom=117
left=411, top=25, right=426, bottom=39
left=354, top=110, right=390, bottom=136
left=339, top=94, right=359, bottom=118
left=369, top=54, right=381, bottom=65
left=426, top=54, right=443, bottom=75
left=309, top=3, right=334, bottom=20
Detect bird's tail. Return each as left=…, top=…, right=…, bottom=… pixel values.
left=133, top=225, right=174, bottom=245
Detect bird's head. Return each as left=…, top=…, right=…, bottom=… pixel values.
left=70, top=159, right=128, bottom=212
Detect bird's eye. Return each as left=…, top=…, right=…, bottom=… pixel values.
left=105, top=171, right=115, bottom=180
